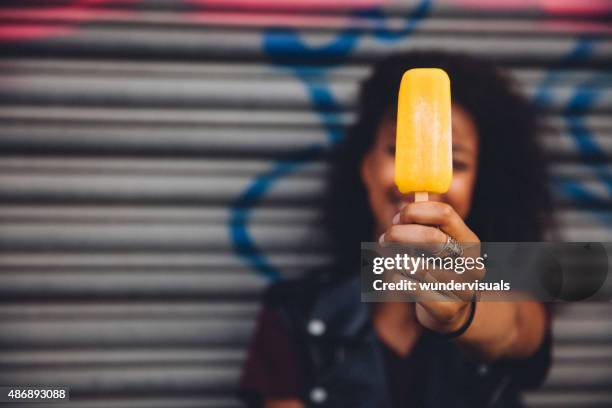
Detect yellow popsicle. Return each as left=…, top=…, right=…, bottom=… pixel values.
left=395, top=68, right=452, bottom=201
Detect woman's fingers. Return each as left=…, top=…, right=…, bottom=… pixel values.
left=382, top=224, right=447, bottom=244
left=379, top=202, right=483, bottom=333
left=395, top=202, right=479, bottom=242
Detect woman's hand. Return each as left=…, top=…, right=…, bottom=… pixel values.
left=380, top=201, right=482, bottom=335
left=380, top=201, right=547, bottom=362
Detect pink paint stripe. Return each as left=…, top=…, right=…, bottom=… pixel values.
left=0, top=24, right=75, bottom=41
left=0, top=0, right=141, bottom=42
left=541, top=0, right=612, bottom=16
left=185, top=0, right=387, bottom=11
left=450, top=0, right=611, bottom=15
left=186, top=11, right=356, bottom=28
left=0, top=8, right=133, bottom=22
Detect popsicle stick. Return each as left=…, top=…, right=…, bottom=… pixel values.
left=415, top=192, right=428, bottom=202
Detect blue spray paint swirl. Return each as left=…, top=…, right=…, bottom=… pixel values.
left=535, top=37, right=611, bottom=207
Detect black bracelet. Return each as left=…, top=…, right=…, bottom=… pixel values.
left=440, top=294, right=477, bottom=340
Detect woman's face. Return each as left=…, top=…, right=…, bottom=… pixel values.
left=360, top=104, right=480, bottom=237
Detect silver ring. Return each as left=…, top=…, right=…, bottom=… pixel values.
left=435, top=234, right=463, bottom=258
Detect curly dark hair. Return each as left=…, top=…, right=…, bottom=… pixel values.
left=323, top=50, right=553, bottom=277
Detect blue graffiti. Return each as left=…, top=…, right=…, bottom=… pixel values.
left=262, top=28, right=359, bottom=65
left=564, top=76, right=608, bottom=161
left=365, top=2, right=431, bottom=42
left=230, top=1, right=431, bottom=281
left=533, top=37, right=593, bottom=108
left=230, top=146, right=322, bottom=281
left=535, top=37, right=611, bottom=209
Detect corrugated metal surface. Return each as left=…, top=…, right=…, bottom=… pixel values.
left=0, top=1, right=610, bottom=407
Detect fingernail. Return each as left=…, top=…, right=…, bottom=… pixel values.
left=378, top=233, right=385, bottom=244
left=392, top=213, right=400, bottom=225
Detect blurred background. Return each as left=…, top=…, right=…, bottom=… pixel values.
left=0, top=1, right=611, bottom=407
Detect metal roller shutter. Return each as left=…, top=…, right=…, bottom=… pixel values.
left=0, top=1, right=610, bottom=407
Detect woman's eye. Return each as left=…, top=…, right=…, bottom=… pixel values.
left=386, top=145, right=396, bottom=155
